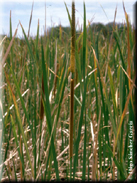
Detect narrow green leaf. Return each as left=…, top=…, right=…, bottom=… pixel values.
left=10, top=115, right=24, bottom=170
left=108, top=66, right=117, bottom=116
left=64, top=2, right=72, bottom=27
left=35, top=19, right=39, bottom=61
left=82, top=109, right=86, bottom=180
left=82, top=2, right=86, bottom=80
left=9, top=11, right=14, bottom=70
left=9, top=69, right=34, bottom=140
left=20, top=22, right=34, bottom=61
left=5, top=71, right=34, bottom=177
left=73, top=75, right=88, bottom=179
left=113, top=31, right=126, bottom=76
left=102, top=136, right=126, bottom=180
left=41, top=38, right=60, bottom=180
left=12, top=158, right=17, bottom=181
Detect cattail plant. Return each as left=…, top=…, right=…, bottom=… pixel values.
left=69, top=1, right=75, bottom=161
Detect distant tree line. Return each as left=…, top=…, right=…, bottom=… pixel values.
left=1, top=21, right=133, bottom=42
left=46, top=22, right=132, bottom=40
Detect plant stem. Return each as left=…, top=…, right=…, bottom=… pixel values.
left=69, top=1, right=75, bottom=160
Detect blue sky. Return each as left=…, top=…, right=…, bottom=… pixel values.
left=0, top=0, right=136, bottom=38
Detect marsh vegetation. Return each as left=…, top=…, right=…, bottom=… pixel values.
left=0, top=1, right=136, bottom=181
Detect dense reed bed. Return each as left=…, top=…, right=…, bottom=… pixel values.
left=0, top=1, right=136, bottom=181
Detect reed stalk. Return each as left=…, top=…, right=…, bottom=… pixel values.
left=69, top=0, right=75, bottom=161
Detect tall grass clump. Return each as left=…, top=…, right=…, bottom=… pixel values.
left=0, top=1, right=136, bottom=181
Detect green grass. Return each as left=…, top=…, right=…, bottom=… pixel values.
left=0, top=1, right=136, bottom=181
